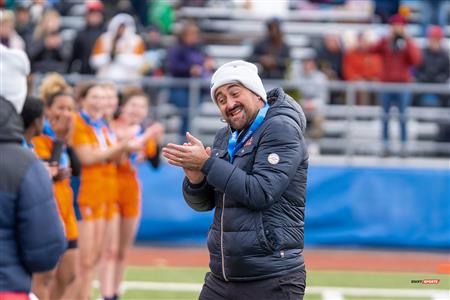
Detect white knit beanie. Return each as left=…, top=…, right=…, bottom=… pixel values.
left=210, top=60, right=267, bottom=104
left=0, top=44, right=30, bottom=113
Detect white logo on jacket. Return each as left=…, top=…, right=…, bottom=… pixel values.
left=267, top=153, right=280, bottom=165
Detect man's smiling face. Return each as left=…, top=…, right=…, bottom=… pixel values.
left=214, top=83, right=264, bottom=131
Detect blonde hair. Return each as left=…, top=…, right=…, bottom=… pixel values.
left=39, top=73, right=72, bottom=105
left=0, top=9, right=15, bottom=24
left=33, top=9, right=60, bottom=41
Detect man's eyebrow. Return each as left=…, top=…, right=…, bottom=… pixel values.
left=215, top=84, right=241, bottom=99
left=227, top=84, right=241, bottom=91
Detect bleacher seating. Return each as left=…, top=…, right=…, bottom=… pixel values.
left=190, top=100, right=450, bottom=156
left=27, top=2, right=450, bottom=158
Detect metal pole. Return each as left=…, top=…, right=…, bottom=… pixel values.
left=188, top=78, right=201, bottom=137
left=345, top=84, right=356, bottom=161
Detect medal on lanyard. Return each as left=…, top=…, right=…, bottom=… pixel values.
left=227, top=102, right=269, bottom=163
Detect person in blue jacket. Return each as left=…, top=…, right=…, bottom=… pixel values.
left=0, top=45, right=66, bottom=299
left=163, top=60, right=309, bottom=300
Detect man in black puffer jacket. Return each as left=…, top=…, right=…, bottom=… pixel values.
left=163, top=60, right=308, bottom=299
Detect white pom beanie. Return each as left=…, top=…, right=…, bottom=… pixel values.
left=0, top=44, right=30, bottom=113
left=210, top=60, right=267, bottom=104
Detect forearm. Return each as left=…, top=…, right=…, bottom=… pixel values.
left=75, top=142, right=127, bottom=165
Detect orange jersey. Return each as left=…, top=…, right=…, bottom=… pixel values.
left=32, top=134, right=79, bottom=240
left=117, top=158, right=140, bottom=218
left=70, top=113, right=118, bottom=213
left=115, top=137, right=158, bottom=218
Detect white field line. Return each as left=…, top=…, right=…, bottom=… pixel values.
left=93, top=280, right=450, bottom=299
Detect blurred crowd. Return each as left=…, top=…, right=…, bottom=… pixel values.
left=1, top=0, right=449, bottom=154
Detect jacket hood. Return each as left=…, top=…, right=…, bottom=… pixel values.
left=266, top=88, right=306, bottom=134
left=107, top=13, right=136, bottom=36
left=0, top=96, right=24, bottom=144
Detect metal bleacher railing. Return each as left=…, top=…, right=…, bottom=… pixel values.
left=32, top=74, right=450, bottom=158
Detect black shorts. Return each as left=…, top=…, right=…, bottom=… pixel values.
left=199, top=269, right=306, bottom=300
left=67, top=239, right=78, bottom=249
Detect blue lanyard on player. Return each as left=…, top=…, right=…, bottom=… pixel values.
left=129, top=125, right=144, bottom=165
left=22, top=137, right=34, bottom=150
left=80, top=110, right=108, bottom=150
left=227, top=102, right=269, bottom=163
left=43, top=119, right=70, bottom=169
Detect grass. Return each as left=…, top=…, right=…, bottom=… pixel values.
left=93, top=267, right=450, bottom=300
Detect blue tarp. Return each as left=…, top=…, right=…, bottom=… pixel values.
left=137, top=162, right=450, bottom=250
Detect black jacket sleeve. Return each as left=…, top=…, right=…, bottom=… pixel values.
left=182, top=177, right=215, bottom=212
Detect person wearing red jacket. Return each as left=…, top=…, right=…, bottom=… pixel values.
left=370, top=14, right=422, bottom=156
left=343, top=32, right=383, bottom=105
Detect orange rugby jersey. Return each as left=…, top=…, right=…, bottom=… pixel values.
left=70, top=112, right=118, bottom=208
left=32, top=131, right=78, bottom=240
left=116, top=132, right=158, bottom=209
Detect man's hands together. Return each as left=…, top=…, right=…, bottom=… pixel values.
left=162, top=132, right=211, bottom=184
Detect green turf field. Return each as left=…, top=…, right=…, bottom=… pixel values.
left=94, top=266, right=450, bottom=300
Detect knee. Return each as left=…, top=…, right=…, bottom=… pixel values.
left=103, top=245, right=119, bottom=262
left=117, top=247, right=127, bottom=262
left=38, top=272, right=55, bottom=287
left=80, top=253, right=96, bottom=270
left=56, top=271, right=76, bottom=287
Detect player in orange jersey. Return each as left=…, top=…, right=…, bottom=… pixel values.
left=31, top=74, right=78, bottom=300
left=70, top=83, right=136, bottom=300
left=100, top=87, right=164, bottom=300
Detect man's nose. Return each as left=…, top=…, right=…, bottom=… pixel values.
left=226, top=98, right=237, bottom=109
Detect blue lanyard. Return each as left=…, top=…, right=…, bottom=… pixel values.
left=129, top=125, right=144, bottom=164
left=80, top=110, right=108, bottom=150
left=22, top=137, right=34, bottom=150
left=43, top=119, right=69, bottom=168
left=227, top=102, right=269, bottom=163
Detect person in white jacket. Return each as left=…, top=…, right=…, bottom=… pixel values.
left=90, top=13, right=145, bottom=82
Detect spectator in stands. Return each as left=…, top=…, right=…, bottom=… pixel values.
left=0, top=44, right=66, bottom=300
left=415, top=26, right=450, bottom=107
left=343, top=32, right=383, bottom=82
left=316, top=34, right=343, bottom=80
left=166, top=21, right=214, bottom=134
left=298, top=56, right=328, bottom=140
left=91, top=13, right=145, bottom=82
left=14, top=3, right=33, bottom=42
left=316, top=34, right=345, bottom=104
left=167, top=21, right=213, bottom=78
left=370, top=14, right=422, bottom=156
left=27, top=9, right=67, bottom=73
left=343, top=31, right=383, bottom=105
left=142, top=25, right=165, bottom=77
left=249, top=17, right=291, bottom=79
left=67, top=0, right=105, bottom=74
left=0, top=10, right=25, bottom=50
